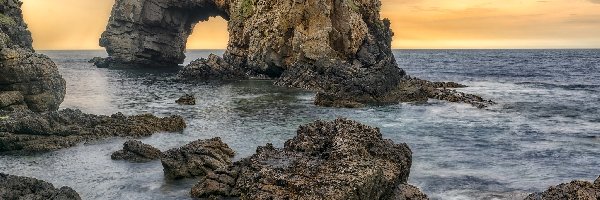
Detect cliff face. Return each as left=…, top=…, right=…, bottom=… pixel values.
left=100, top=0, right=229, bottom=67
left=0, top=0, right=66, bottom=112
left=101, top=0, right=415, bottom=106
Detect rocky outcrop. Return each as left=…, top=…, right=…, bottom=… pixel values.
left=0, top=173, right=81, bottom=200
left=177, top=54, right=250, bottom=81
left=111, top=140, right=162, bottom=162
left=1, top=0, right=66, bottom=113
left=161, top=137, right=235, bottom=179
left=190, top=118, right=427, bottom=199
left=99, top=0, right=229, bottom=68
left=525, top=176, right=600, bottom=200
left=99, top=0, right=493, bottom=108
left=176, top=94, right=196, bottom=105
left=0, top=108, right=186, bottom=154
left=315, top=78, right=494, bottom=108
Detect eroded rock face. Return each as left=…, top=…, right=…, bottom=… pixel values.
left=101, top=0, right=494, bottom=108
left=111, top=140, right=162, bottom=162
left=0, top=108, right=186, bottom=154
left=100, top=0, right=229, bottom=68
left=0, top=173, right=81, bottom=200
left=525, top=176, right=600, bottom=200
left=161, top=137, right=235, bottom=179
left=191, top=118, right=427, bottom=199
left=0, top=0, right=66, bottom=112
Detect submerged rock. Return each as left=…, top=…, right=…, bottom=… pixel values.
left=0, top=173, right=81, bottom=200
left=176, top=94, right=196, bottom=105
left=191, top=118, right=427, bottom=199
left=525, top=176, right=600, bottom=200
left=161, top=137, right=235, bottom=179
left=111, top=140, right=162, bottom=162
left=0, top=108, right=186, bottom=154
left=0, top=0, right=66, bottom=113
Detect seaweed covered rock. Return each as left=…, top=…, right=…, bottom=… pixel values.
left=0, top=173, right=81, bottom=200
left=0, top=108, right=186, bottom=154
left=191, top=118, right=427, bottom=199
left=525, top=176, right=600, bottom=200
left=111, top=140, right=162, bottom=162
left=0, top=0, right=66, bottom=112
left=161, top=137, right=235, bottom=179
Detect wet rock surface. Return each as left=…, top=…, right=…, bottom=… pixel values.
left=176, top=94, right=197, bottom=105
left=177, top=54, right=249, bottom=81
left=0, top=108, right=186, bottom=154
left=525, top=176, right=600, bottom=200
left=111, top=140, right=162, bottom=162
left=191, top=118, right=426, bottom=199
left=315, top=77, right=494, bottom=108
left=0, top=0, right=66, bottom=113
left=161, top=137, right=235, bottom=179
left=0, top=173, right=81, bottom=200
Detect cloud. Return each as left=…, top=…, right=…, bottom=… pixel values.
left=590, top=0, right=600, bottom=4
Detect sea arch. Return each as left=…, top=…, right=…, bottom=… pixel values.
left=99, top=0, right=229, bottom=67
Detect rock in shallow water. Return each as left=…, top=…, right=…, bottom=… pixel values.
left=161, top=137, right=235, bottom=179
left=176, top=94, right=196, bottom=105
left=525, top=176, right=600, bottom=200
left=0, top=108, right=186, bottom=154
left=111, top=140, right=162, bottom=162
left=191, top=118, right=427, bottom=199
left=0, top=173, right=81, bottom=200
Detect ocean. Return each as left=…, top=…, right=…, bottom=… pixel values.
left=1, top=49, right=598, bottom=199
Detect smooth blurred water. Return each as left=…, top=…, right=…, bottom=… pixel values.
left=1, top=49, right=599, bottom=200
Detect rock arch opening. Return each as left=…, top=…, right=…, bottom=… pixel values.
left=100, top=0, right=230, bottom=68
left=186, top=16, right=228, bottom=50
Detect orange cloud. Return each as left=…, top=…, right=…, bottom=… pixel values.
left=20, top=0, right=600, bottom=50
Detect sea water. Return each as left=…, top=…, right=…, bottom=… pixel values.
left=0, top=49, right=598, bottom=199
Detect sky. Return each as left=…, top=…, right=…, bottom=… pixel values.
left=20, top=0, right=600, bottom=50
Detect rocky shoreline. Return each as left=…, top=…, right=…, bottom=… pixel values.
left=95, top=0, right=495, bottom=109
left=0, top=173, right=81, bottom=200
left=0, top=109, right=186, bottom=154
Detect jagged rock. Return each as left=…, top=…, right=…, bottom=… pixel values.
left=99, top=0, right=229, bottom=68
left=0, top=108, right=186, bottom=154
left=393, top=184, right=429, bottom=200
left=99, top=0, right=493, bottom=108
left=111, top=140, right=162, bottom=162
left=191, top=118, right=427, bottom=199
left=0, top=0, right=66, bottom=113
left=161, top=137, right=235, bottom=179
left=175, top=94, right=196, bottom=105
left=177, top=54, right=249, bottom=81
left=525, top=176, right=600, bottom=200
left=0, top=173, right=81, bottom=200
left=315, top=77, right=495, bottom=108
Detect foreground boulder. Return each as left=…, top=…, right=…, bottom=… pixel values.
left=525, top=176, right=600, bottom=200
left=161, top=137, right=235, bottom=179
left=0, top=108, right=186, bottom=154
left=191, top=118, right=427, bottom=199
left=111, top=140, right=162, bottom=162
left=0, top=173, right=81, bottom=200
left=0, top=0, right=66, bottom=112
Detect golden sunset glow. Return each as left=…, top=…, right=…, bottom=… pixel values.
left=21, top=0, right=600, bottom=50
